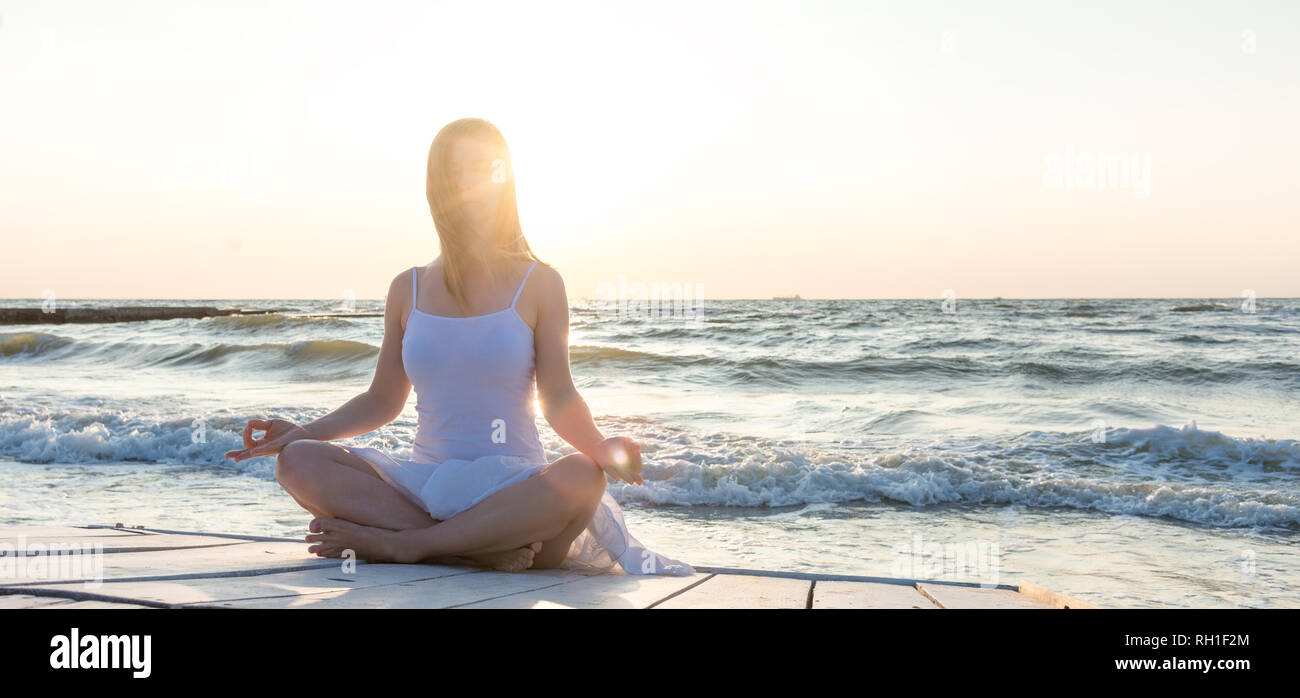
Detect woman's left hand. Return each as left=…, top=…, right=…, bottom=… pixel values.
left=594, top=436, right=643, bottom=485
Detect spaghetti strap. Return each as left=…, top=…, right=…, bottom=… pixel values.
left=410, top=267, right=418, bottom=316
left=510, top=261, right=539, bottom=309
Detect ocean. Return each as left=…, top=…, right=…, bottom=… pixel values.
left=1, top=297, right=1297, bottom=607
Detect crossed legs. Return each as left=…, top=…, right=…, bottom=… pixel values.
left=274, top=440, right=606, bottom=572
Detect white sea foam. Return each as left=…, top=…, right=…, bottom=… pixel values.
left=2, top=407, right=1295, bottom=529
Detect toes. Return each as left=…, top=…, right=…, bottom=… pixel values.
left=309, top=517, right=350, bottom=534
left=528, top=541, right=543, bottom=552
left=309, top=544, right=332, bottom=557
left=508, top=550, right=531, bottom=573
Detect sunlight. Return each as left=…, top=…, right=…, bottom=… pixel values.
left=528, top=600, right=575, bottom=609
left=504, top=121, right=669, bottom=252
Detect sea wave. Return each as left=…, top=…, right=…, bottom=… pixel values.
left=0, top=332, right=76, bottom=357
left=1167, top=334, right=1237, bottom=344
left=3, top=408, right=1295, bottom=529
left=624, top=450, right=1299, bottom=529
left=146, top=339, right=377, bottom=368
left=1170, top=302, right=1232, bottom=312
left=0, top=407, right=412, bottom=478
left=8, top=331, right=1294, bottom=389
left=616, top=422, right=1300, bottom=528
left=570, top=346, right=1297, bottom=387
left=200, top=313, right=365, bottom=334
left=0, top=333, right=378, bottom=371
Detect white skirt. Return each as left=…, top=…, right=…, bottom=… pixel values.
left=346, top=447, right=694, bottom=576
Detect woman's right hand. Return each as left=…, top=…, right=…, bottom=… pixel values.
left=224, top=418, right=310, bottom=462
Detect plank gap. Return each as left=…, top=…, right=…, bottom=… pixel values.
left=645, top=573, right=717, bottom=609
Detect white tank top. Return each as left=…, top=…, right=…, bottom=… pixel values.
left=401, top=261, right=546, bottom=465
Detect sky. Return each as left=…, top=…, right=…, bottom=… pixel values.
left=1, top=0, right=1297, bottom=300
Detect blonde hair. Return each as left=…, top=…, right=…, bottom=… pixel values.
left=426, top=118, right=542, bottom=312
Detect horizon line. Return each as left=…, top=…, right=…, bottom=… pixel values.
left=1, top=295, right=1296, bottom=302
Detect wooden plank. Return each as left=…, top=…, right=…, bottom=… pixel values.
left=20, top=562, right=473, bottom=607
left=0, top=541, right=339, bottom=586
left=0, top=526, right=157, bottom=540
left=0, top=593, right=74, bottom=609
left=0, top=594, right=157, bottom=609
left=41, top=599, right=160, bottom=609
left=217, top=567, right=600, bottom=609
left=1, top=525, right=295, bottom=544
left=812, top=580, right=939, bottom=609
left=459, top=571, right=707, bottom=609
left=917, top=583, right=1053, bottom=609
left=117, top=526, right=301, bottom=543
left=1017, top=580, right=1100, bottom=609
left=654, top=574, right=809, bottom=609
left=3, top=534, right=249, bottom=554
left=0, top=525, right=1088, bottom=609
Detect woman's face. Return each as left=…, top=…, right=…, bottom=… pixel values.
left=447, top=138, right=506, bottom=237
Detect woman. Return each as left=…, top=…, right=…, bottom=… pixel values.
left=224, top=118, right=692, bottom=576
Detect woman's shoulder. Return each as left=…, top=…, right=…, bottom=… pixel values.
left=390, top=260, right=439, bottom=285
left=519, top=253, right=554, bottom=274
left=525, top=259, right=564, bottom=294
left=387, top=264, right=416, bottom=294
left=384, top=262, right=434, bottom=315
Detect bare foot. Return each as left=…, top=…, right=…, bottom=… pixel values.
left=305, top=517, right=402, bottom=562
left=466, top=542, right=543, bottom=573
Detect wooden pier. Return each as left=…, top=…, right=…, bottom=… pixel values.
left=0, top=307, right=283, bottom=325
left=0, top=307, right=384, bottom=325
left=0, top=524, right=1097, bottom=609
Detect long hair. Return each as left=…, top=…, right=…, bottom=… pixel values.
left=425, top=118, right=542, bottom=312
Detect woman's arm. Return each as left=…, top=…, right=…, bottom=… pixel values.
left=225, top=270, right=413, bottom=461
left=532, top=265, right=643, bottom=484
left=304, top=270, right=414, bottom=439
